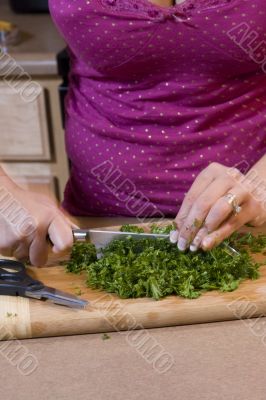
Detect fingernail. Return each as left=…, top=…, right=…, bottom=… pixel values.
left=189, top=244, right=198, bottom=252
left=169, top=230, right=179, bottom=243
left=178, top=237, right=187, bottom=251
left=202, top=237, right=213, bottom=249
left=190, top=235, right=201, bottom=251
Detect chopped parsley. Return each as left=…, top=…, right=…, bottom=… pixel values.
left=101, top=333, right=111, bottom=341
left=150, top=222, right=177, bottom=234
left=66, top=242, right=97, bottom=274
left=74, top=288, right=83, bottom=296
left=65, top=224, right=266, bottom=300
left=6, top=312, right=18, bottom=318
left=120, top=224, right=145, bottom=233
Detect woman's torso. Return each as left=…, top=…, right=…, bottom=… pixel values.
left=49, top=0, right=266, bottom=217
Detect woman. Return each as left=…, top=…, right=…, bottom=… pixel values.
left=1, top=0, right=266, bottom=265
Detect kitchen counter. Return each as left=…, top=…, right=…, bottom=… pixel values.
left=0, top=1, right=65, bottom=75
left=2, top=320, right=266, bottom=400
left=1, top=217, right=266, bottom=400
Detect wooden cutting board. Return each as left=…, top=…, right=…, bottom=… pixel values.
left=1, top=223, right=266, bottom=341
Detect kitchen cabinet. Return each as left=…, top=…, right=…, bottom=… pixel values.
left=0, top=83, right=51, bottom=160
left=0, top=1, right=69, bottom=201
left=0, top=77, right=69, bottom=200
left=0, top=78, right=69, bottom=201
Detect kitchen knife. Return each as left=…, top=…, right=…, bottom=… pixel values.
left=73, top=229, right=168, bottom=249
left=72, top=229, right=240, bottom=256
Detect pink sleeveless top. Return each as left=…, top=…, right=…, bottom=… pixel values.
left=49, top=0, right=266, bottom=217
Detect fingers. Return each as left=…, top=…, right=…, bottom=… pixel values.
left=175, top=163, right=220, bottom=230
left=169, top=229, right=179, bottom=243
left=0, top=182, right=75, bottom=265
left=48, top=214, right=74, bottom=254
left=13, top=240, right=30, bottom=261
left=204, top=187, right=247, bottom=230
left=28, top=213, right=73, bottom=266
left=176, top=176, right=237, bottom=251
left=171, top=162, right=262, bottom=252
left=189, top=186, right=249, bottom=251
left=189, top=226, right=208, bottom=251
left=201, top=203, right=252, bottom=250
left=29, top=231, right=50, bottom=266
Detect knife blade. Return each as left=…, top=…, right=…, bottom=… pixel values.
left=72, top=228, right=240, bottom=256
left=73, top=229, right=168, bottom=249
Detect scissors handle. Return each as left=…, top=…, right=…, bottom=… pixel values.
left=0, top=259, right=44, bottom=297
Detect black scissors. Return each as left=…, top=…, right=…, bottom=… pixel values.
left=0, top=259, right=88, bottom=309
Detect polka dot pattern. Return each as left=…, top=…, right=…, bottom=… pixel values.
left=49, top=0, right=266, bottom=217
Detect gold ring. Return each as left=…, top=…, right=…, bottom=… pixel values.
left=224, top=193, right=242, bottom=215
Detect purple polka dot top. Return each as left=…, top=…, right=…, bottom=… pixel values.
left=49, top=0, right=266, bottom=218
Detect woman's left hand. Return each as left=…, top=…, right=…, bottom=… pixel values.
left=170, top=162, right=266, bottom=252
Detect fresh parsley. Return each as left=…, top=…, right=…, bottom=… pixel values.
left=101, top=333, right=111, bottom=341
left=66, top=224, right=266, bottom=300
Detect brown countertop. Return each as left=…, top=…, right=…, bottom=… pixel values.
left=0, top=1, right=65, bottom=75
left=1, top=320, right=266, bottom=400
left=1, top=216, right=266, bottom=399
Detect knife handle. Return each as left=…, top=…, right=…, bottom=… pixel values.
left=72, top=229, right=89, bottom=242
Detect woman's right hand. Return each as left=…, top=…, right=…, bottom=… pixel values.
left=0, top=174, right=75, bottom=266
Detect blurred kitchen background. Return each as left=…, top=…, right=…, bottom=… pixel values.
left=0, top=0, right=69, bottom=201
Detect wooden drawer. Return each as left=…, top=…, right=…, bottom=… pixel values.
left=0, top=83, right=51, bottom=161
